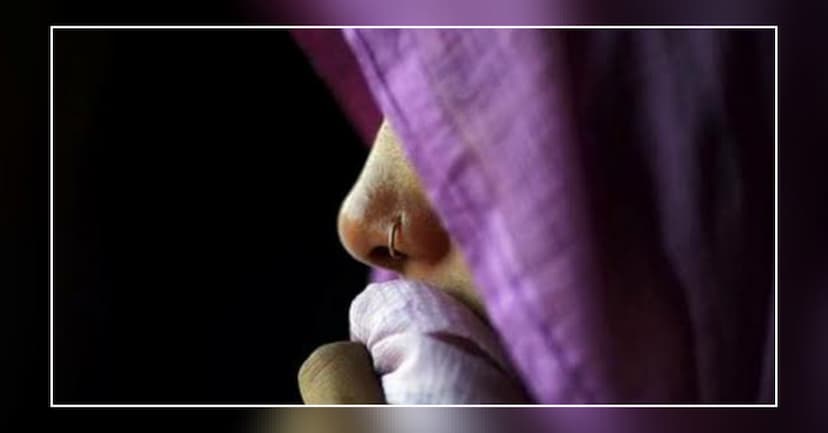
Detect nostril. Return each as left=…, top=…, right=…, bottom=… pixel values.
left=368, top=246, right=407, bottom=264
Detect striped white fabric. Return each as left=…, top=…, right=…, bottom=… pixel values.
left=350, top=280, right=528, bottom=404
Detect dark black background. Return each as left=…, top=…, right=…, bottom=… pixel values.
left=52, top=29, right=369, bottom=404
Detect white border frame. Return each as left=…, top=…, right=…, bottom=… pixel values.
left=50, top=25, right=778, bottom=408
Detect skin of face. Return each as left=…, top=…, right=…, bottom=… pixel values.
left=298, top=120, right=487, bottom=404
left=337, top=120, right=485, bottom=318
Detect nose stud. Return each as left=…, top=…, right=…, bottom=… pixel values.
left=388, top=217, right=402, bottom=259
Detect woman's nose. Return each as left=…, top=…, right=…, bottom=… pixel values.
left=337, top=122, right=450, bottom=274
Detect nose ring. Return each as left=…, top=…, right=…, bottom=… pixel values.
left=388, top=217, right=402, bottom=259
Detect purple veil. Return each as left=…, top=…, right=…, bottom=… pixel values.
left=341, top=29, right=774, bottom=404
left=294, top=28, right=774, bottom=403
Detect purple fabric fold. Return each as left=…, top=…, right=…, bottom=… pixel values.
left=344, top=29, right=773, bottom=403
left=289, top=30, right=382, bottom=145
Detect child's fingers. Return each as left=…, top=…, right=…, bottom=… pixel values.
left=298, top=341, right=385, bottom=404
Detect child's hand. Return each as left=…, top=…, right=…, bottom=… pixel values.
left=298, top=341, right=386, bottom=404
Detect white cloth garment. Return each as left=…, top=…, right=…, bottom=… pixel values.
left=349, top=279, right=528, bottom=404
